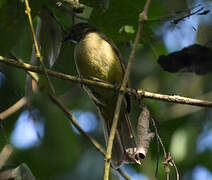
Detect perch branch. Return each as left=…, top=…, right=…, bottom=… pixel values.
left=1, top=56, right=212, bottom=107
left=1, top=56, right=212, bottom=108
left=135, top=90, right=212, bottom=107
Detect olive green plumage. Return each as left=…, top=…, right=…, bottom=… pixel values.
left=65, top=23, right=136, bottom=167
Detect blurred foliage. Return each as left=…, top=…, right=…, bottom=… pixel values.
left=0, top=0, right=212, bottom=180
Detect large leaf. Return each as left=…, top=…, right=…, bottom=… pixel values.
left=39, top=8, right=63, bottom=68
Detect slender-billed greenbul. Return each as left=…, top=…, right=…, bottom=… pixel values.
left=64, top=23, right=138, bottom=168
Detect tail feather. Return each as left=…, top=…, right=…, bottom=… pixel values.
left=98, top=102, right=136, bottom=168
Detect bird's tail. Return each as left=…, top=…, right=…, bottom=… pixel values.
left=99, top=102, right=137, bottom=168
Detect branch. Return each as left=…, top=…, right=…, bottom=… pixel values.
left=0, top=97, right=27, bottom=120
left=50, top=94, right=106, bottom=155
left=136, top=90, right=212, bottom=107
left=1, top=56, right=212, bottom=108
left=151, top=118, right=179, bottom=180
left=163, top=153, right=179, bottom=180
left=104, top=0, right=151, bottom=179
left=117, top=168, right=131, bottom=180
left=170, top=154, right=179, bottom=180
left=164, top=91, right=212, bottom=119
left=172, top=6, right=203, bottom=25
left=56, top=1, right=88, bottom=21
left=151, top=118, right=169, bottom=179
left=148, top=4, right=204, bottom=23
left=151, top=118, right=167, bottom=158
left=24, top=0, right=56, bottom=95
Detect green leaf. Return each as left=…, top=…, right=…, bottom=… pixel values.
left=123, top=25, right=135, bottom=34
left=39, top=8, right=63, bottom=68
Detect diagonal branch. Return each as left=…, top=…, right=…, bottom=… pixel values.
left=49, top=94, right=105, bottom=155
left=104, top=0, right=151, bottom=179
left=1, top=56, right=212, bottom=108
left=0, top=97, right=27, bottom=120
left=0, top=144, right=13, bottom=169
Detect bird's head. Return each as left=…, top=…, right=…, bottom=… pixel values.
left=63, top=23, right=99, bottom=44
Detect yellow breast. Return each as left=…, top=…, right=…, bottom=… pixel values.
left=74, top=32, right=124, bottom=84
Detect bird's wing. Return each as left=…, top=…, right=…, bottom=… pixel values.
left=98, top=32, right=131, bottom=113
left=98, top=32, right=126, bottom=72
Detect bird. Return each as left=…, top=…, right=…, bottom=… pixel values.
left=64, top=23, right=139, bottom=168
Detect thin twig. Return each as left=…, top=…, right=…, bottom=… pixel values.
left=164, top=153, right=179, bottom=180
left=166, top=170, right=170, bottom=180
left=172, top=6, right=203, bottom=24
left=151, top=118, right=167, bottom=158
left=155, top=131, right=160, bottom=177
left=104, top=0, right=151, bottom=179
left=1, top=56, right=212, bottom=108
left=24, top=0, right=56, bottom=95
left=49, top=94, right=106, bottom=154
left=151, top=118, right=164, bottom=177
left=164, top=91, right=212, bottom=119
left=56, top=1, right=88, bottom=21
left=117, top=168, right=131, bottom=180
left=151, top=118, right=169, bottom=179
left=170, top=156, right=180, bottom=180
left=0, top=97, right=27, bottom=120
left=151, top=118, right=179, bottom=179
left=149, top=117, right=160, bottom=177
left=148, top=4, right=203, bottom=23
